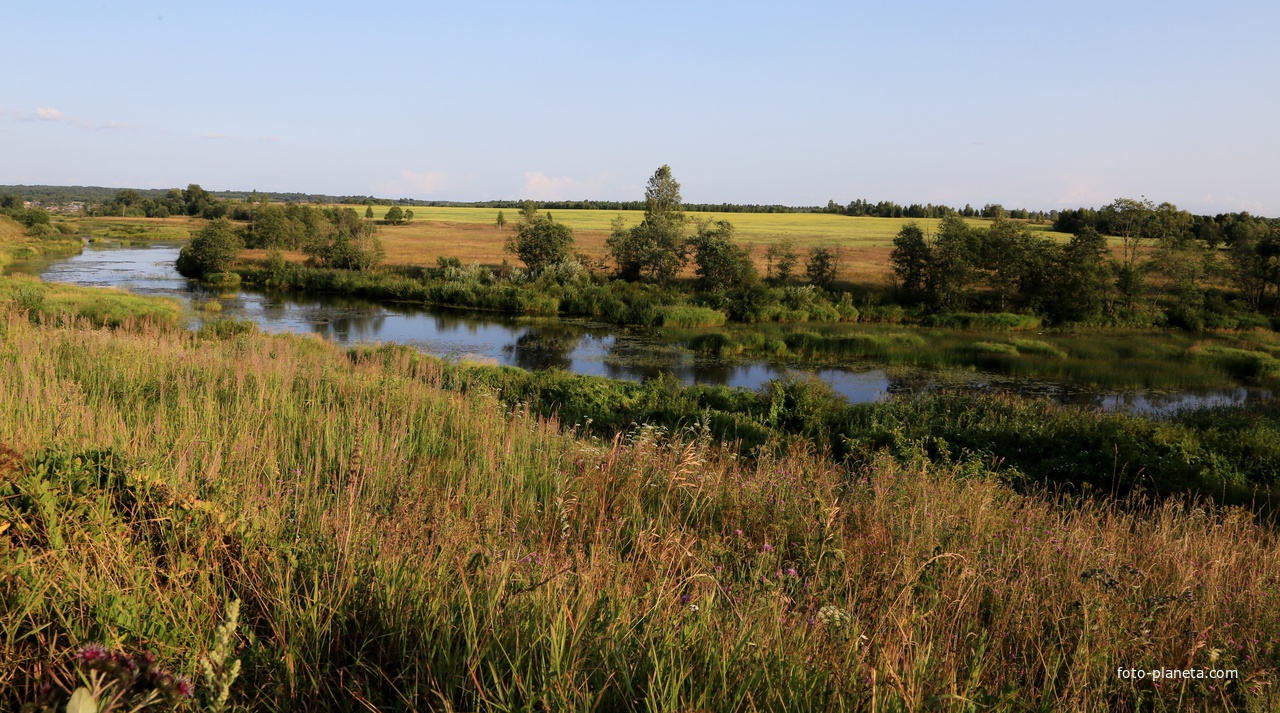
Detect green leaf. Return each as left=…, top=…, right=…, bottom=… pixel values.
left=66, top=687, right=97, bottom=713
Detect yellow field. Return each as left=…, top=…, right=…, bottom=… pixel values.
left=59, top=208, right=1073, bottom=283
left=334, top=206, right=1071, bottom=281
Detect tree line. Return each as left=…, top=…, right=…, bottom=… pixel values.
left=177, top=204, right=385, bottom=280
left=825, top=199, right=1052, bottom=222
left=891, top=197, right=1280, bottom=325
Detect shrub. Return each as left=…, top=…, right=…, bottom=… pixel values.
left=659, top=305, right=727, bottom=328
left=176, top=219, right=244, bottom=279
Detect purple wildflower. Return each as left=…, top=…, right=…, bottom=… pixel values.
left=761, top=543, right=774, bottom=553
left=174, top=677, right=195, bottom=698
left=76, top=642, right=110, bottom=664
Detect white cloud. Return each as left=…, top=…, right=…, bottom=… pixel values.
left=377, top=169, right=447, bottom=197
left=34, top=107, right=63, bottom=121
left=66, top=117, right=129, bottom=131
left=522, top=171, right=577, bottom=200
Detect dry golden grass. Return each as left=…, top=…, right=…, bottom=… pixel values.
left=1, top=311, right=1277, bottom=710
left=325, top=207, right=1073, bottom=281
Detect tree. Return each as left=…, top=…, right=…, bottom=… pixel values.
left=689, top=219, right=756, bottom=291
left=303, top=208, right=385, bottom=271
left=764, top=240, right=798, bottom=282
left=505, top=209, right=575, bottom=274
left=1100, top=197, right=1158, bottom=272
left=404, top=209, right=414, bottom=223
left=804, top=246, right=841, bottom=288
left=605, top=165, right=689, bottom=282
left=924, top=214, right=978, bottom=311
left=495, top=210, right=507, bottom=229
left=365, top=206, right=374, bottom=220
left=889, top=222, right=930, bottom=299
left=385, top=206, right=405, bottom=225
left=1045, top=227, right=1113, bottom=323
left=176, top=218, right=244, bottom=278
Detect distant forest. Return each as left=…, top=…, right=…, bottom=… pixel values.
left=2, top=184, right=1274, bottom=227
left=0, top=183, right=1098, bottom=220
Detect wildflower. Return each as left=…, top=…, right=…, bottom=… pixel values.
left=689, top=604, right=699, bottom=613
left=785, top=568, right=798, bottom=577
left=174, top=676, right=195, bottom=698
left=761, top=543, right=774, bottom=553
left=76, top=642, right=110, bottom=664
left=679, top=594, right=691, bottom=606
left=816, top=605, right=850, bottom=630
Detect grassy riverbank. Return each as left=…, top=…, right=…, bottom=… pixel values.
left=675, top=322, right=1280, bottom=390
left=1, top=309, right=1278, bottom=711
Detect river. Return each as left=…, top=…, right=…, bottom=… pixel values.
left=14, top=241, right=1272, bottom=415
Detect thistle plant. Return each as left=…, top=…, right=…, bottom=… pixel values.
left=198, top=598, right=242, bottom=713
left=21, top=643, right=193, bottom=713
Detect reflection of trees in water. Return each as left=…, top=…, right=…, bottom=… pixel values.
left=303, top=307, right=387, bottom=344
left=503, top=324, right=587, bottom=371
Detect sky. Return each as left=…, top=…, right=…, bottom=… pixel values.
left=3, top=0, right=1279, bottom=215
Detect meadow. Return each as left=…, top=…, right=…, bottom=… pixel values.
left=1, top=309, right=1278, bottom=711
left=327, top=207, right=1069, bottom=281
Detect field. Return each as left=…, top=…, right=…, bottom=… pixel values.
left=331, top=207, right=1071, bottom=282
left=2, top=310, right=1277, bottom=711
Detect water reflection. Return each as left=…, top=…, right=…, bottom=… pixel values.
left=13, top=242, right=1272, bottom=416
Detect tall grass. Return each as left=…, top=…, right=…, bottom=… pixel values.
left=1, top=311, right=1278, bottom=710
left=0, top=274, right=182, bottom=328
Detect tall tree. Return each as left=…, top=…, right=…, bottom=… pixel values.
left=606, top=165, right=690, bottom=282
left=890, top=222, right=930, bottom=299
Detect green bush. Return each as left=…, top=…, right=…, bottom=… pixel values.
left=659, top=305, right=727, bottom=328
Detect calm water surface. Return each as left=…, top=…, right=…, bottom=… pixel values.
left=17, top=242, right=1271, bottom=415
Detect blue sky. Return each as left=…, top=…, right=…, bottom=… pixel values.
left=3, top=1, right=1278, bottom=214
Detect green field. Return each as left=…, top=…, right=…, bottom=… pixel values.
left=344, top=204, right=1070, bottom=247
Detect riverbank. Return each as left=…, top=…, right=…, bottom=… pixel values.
left=2, top=309, right=1277, bottom=711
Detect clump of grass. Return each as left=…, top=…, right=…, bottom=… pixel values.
left=1011, top=337, right=1069, bottom=358
left=925, top=312, right=1042, bottom=330
left=1193, top=344, right=1280, bottom=381
left=658, top=305, right=727, bottom=328
left=969, top=340, right=1020, bottom=355
left=196, top=317, right=258, bottom=340
left=1, top=311, right=1278, bottom=710
left=0, top=275, right=181, bottom=328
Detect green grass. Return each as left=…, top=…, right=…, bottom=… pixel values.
left=2, top=312, right=1278, bottom=710
left=675, top=322, right=1280, bottom=391
left=75, top=217, right=193, bottom=244
left=0, top=274, right=181, bottom=328
left=0, top=215, right=83, bottom=272
left=342, top=205, right=1070, bottom=249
